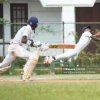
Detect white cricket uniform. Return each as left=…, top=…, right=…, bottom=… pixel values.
left=55, top=31, right=92, bottom=60
left=0, top=25, right=33, bottom=68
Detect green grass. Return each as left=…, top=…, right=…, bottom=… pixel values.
left=0, top=82, right=100, bottom=100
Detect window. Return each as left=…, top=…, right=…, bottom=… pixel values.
left=76, top=3, right=100, bottom=35
left=0, top=4, right=3, bottom=39
left=10, top=4, right=28, bottom=38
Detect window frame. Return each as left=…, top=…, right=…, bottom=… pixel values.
left=10, top=3, right=28, bottom=38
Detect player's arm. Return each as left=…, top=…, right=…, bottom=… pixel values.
left=21, top=36, right=34, bottom=46
left=21, top=35, right=49, bottom=51
left=21, top=36, right=27, bottom=44
left=91, top=35, right=100, bottom=41
left=21, top=35, right=42, bottom=47
left=91, top=32, right=100, bottom=41
left=93, top=32, right=100, bottom=37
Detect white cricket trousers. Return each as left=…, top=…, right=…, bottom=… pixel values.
left=0, top=44, right=32, bottom=68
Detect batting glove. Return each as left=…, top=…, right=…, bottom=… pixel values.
left=33, top=41, right=42, bottom=47
left=27, top=39, right=34, bottom=46
left=39, top=43, right=49, bottom=51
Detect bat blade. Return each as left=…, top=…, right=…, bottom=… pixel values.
left=48, top=43, right=75, bottom=49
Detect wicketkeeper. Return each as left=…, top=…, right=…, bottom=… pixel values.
left=43, top=25, right=100, bottom=64
left=0, top=16, right=48, bottom=81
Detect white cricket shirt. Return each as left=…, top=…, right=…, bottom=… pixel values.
left=11, top=25, right=33, bottom=45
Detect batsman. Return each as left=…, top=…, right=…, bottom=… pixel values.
left=0, top=16, right=48, bottom=81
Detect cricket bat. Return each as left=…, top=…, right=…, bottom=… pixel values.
left=48, top=43, right=75, bottom=49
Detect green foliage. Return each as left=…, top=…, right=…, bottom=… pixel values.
left=0, top=51, right=100, bottom=75
left=11, top=57, right=26, bottom=68
left=0, top=17, right=9, bottom=24
left=0, top=56, right=4, bottom=62
left=39, top=25, right=54, bottom=33
left=77, top=51, right=100, bottom=67
left=35, top=67, right=50, bottom=75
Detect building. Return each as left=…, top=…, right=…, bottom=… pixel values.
left=0, top=0, right=100, bottom=56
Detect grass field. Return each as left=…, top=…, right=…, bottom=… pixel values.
left=0, top=81, right=100, bottom=100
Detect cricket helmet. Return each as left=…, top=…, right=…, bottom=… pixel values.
left=27, top=16, right=38, bottom=26
left=81, top=25, right=91, bottom=33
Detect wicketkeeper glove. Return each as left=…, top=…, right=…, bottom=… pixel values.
left=43, top=56, right=56, bottom=64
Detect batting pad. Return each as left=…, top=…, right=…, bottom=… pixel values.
left=22, top=51, right=39, bottom=80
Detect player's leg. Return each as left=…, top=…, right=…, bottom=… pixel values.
left=22, top=50, right=39, bottom=81
left=14, top=45, right=31, bottom=60
left=0, top=52, right=16, bottom=73
left=13, top=45, right=39, bottom=80
left=55, top=47, right=80, bottom=60
left=43, top=47, right=81, bottom=64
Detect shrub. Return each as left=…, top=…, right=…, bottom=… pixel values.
left=0, top=51, right=100, bottom=75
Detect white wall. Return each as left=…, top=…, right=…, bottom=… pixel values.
left=28, top=1, right=63, bottom=56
